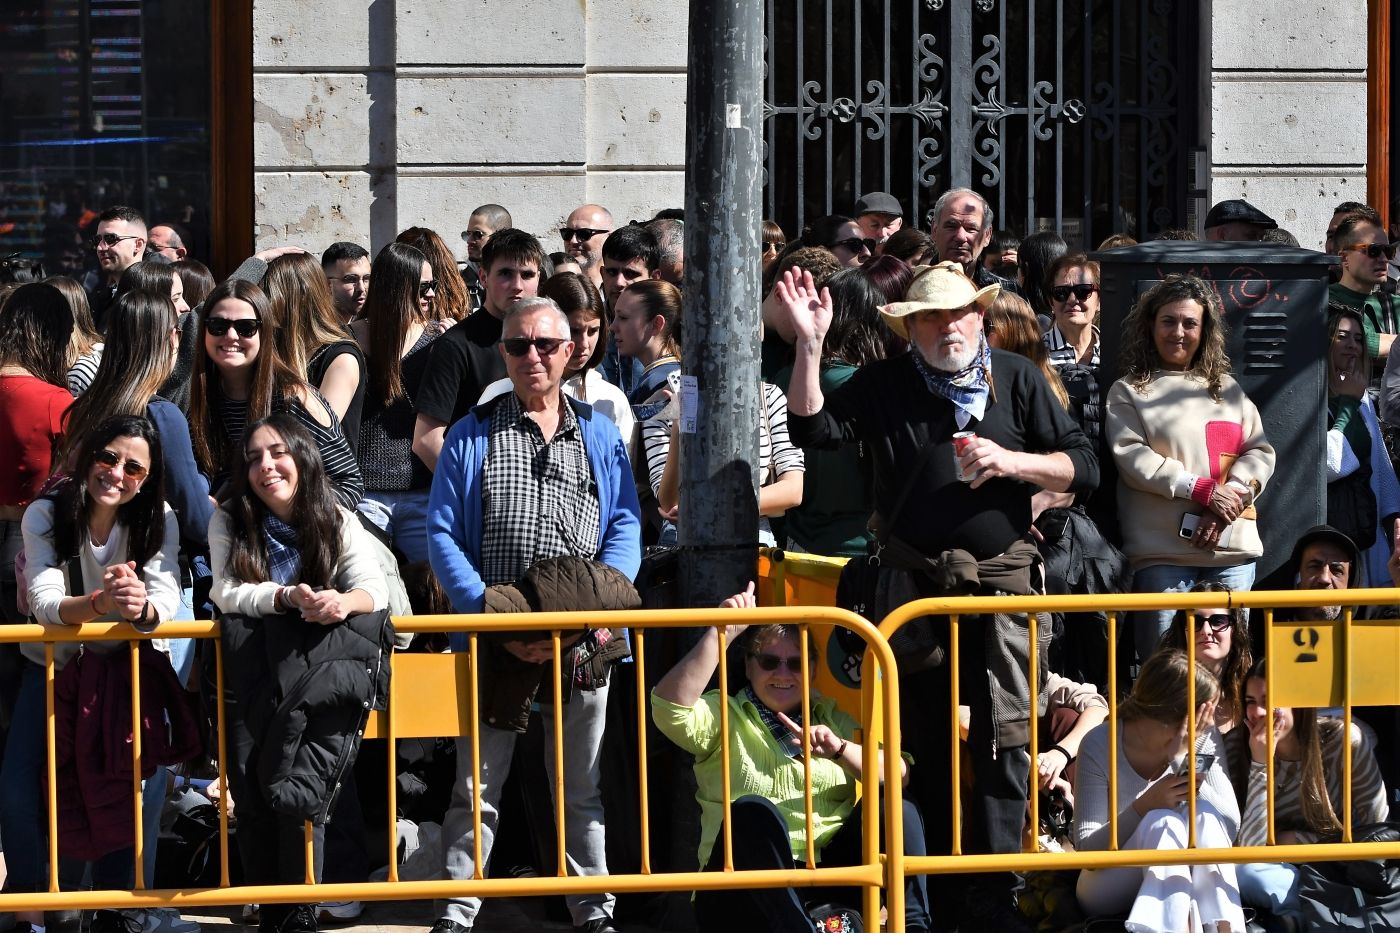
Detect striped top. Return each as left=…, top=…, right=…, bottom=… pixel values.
left=1238, top=719, right=1388, bottom=846
left=67, top=345, right=104, bottom=397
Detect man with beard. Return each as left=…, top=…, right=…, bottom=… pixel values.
left=780, top=260, right=1097, bottom=931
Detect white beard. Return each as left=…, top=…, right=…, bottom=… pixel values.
left=924, top=338, right=979, bottom=373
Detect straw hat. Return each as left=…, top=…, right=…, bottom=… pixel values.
left=878, top=261, right=1001, bottom=339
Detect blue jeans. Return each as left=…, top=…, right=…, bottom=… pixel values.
left=1239, top=861, right=1301, bottom=917
left=359, top=489, right=431, bottom=564
left=1129, top=562, right=1255, bottom=662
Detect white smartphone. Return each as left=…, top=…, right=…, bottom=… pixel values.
left=1179, top=513, right=1234, bottom=547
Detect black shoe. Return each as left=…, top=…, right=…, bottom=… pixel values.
left=89, top=912, right=140, bottom=933
left=573, top=920, right=619, bottom=933
left=276, top=906, right=317, bottom=933
left=428, top=921, right=470, bottom=933
left=46, top=912, right=81, bottom=933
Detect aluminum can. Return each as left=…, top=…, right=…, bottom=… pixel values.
left=953, top=431, right=977, bottom=482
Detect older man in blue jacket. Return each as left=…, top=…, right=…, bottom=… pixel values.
left=427, top=296, right=641, bottom=933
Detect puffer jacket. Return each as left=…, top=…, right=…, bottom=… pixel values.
left=220, top=608, right=394, bottom=823
left=478, top=556, right=639, bottom=733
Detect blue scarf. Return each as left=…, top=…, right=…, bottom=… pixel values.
left=744, top=686, right=805, bottom=759
left=262, top=513, right=303, bottom=587
left=911, top=333, right=992, bottom=423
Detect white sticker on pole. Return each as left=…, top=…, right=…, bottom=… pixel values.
left=679, top=375, right=699, bottom=434
left=725, top=104, right=741, bottom=128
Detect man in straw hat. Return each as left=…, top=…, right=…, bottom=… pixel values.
left=779, top=261, right=1098, bottom=931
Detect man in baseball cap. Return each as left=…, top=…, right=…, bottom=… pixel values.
left=1203, top=199, right=1277, bottom=242
left=853, top=191, right=904, bottom=252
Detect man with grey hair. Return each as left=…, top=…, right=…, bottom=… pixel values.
left=645, top=217, right=684, bottom=287
left=927, top=187, right=1021, bottom=294
left=427, top=296, right=641, bottom=933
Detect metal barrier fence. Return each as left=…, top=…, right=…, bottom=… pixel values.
left=0, top=607, right=907, bottom=930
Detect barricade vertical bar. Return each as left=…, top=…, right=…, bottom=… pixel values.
left=45, top=643, right=59, bottom=892
left=1107, top=611, right=1118, bottom=850
left=551, top=630, right=566, bottom=877
left=216, top=637, right=230, bottom=886
left=878, top=625, right=905, bottom=932
left=1027, top=611, right=1039, bottom=850
left=1265, top=610, right=1275, bottom=846
left=800, top=625, right=815, bottom=870
left=860, top=635, right=879, bottom=929
left=468, top=632, right=484, bottom=876
left=387, top=650, right=399, bottom=884
left=950, top=614, right=962, bottom=855
left=304, top=820, right=315, bottom=884
left=717, top=626, right=733, bottom=871
left=130, top=640, right=145, bottom=889
left=1187, top=633, right=1197, bottom=850
left=634, top=629, right=651, bottom=873
left=1343, top=607, right=1354, bottom=843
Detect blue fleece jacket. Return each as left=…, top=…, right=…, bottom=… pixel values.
left=427, top=394, right=642, bottom=628
left=147, top=397, right=213, bottom=553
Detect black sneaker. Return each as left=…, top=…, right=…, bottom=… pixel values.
left=428, top=921, right=470, bottom=933
left=276, top=906, right=317, bottom=933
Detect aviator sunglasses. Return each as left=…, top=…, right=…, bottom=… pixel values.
left=94, top=448, right=149, bottom=482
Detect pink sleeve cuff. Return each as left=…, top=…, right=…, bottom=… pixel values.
left=1190, top=477, right=1216, bottom=507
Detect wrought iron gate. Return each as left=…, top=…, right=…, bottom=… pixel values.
left=762, top=0, right=1199, bottom=249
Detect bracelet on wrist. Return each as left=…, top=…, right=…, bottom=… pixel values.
left=831, top=739, right=849, bottom=760
left=89, top=590, right=104, bottom=618
left=1049, top=743, right=1075, bottom=765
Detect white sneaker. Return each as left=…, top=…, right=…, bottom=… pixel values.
left=240, top=905, right=259, bottom=926
left=317, top=902, right=363, bottom=924
left=125, top=909, right=202, bottom=933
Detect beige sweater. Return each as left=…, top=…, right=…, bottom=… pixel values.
left=1106, top=371, right=1275, bottom=568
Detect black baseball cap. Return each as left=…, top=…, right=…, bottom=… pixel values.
left=1289, top=525, right=1360, bottom=579
left=1203, top=199, right=1277, bottom=231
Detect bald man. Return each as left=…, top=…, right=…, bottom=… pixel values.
left=560, top=204, right=613, bottom=291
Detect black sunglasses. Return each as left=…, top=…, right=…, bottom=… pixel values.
left=831, top=236, right=877, bottom=254
left=560, top=227, right=609, bottom=242
left=751, top=652, right=804, bottom=673
left=1049, top=283, right=1100, bottom=303
left=1192, top=613, right=1232, bottom=633
left=206, top=317, right=261, bottom=338
left=90, top=233, right=141, bottom=248
left=501, top=336, right=567, bottom=357
left=419, top=280, right=437, bottom=296
left=94, top=448, right=149, bottom=481
left=1342, top=243, right=1399, bottom=260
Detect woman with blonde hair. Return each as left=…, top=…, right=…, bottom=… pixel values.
left=1107, top=274, right=1276, bottom=658
left=984, top=290, right=1068, bottom=408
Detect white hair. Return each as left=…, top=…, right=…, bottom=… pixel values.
left=931, top=187, right=994, bottom=232
left=502, top=296, right=570, bottom=338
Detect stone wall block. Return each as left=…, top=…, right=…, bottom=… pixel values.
left=254, top=74, right=371, bottom=168
left=254, top=0, right=372, bottom=69
left=398, top=0, right=584, bottom=65
left=587, top=74, right=687, bottom=167
left=254, top=172, right=374, bottom=251
left=586, top=0, right=688, bottom=69
left=397, top=75, right=586, bottom=164
left=1211, top=80, right=1366, bottom=166
left=587, top=171, right=686, bottom=231
left=1211, top=0, right=1367, bottom=70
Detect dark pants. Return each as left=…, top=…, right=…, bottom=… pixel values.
left=901, top=616, right=1030, bottom=929
left=693, top=794, right=930, bottom=933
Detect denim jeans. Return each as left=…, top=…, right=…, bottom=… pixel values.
left=1238, top=861, right=1301, bottom=917
left=359, top=489, right=432, bottom=564
left=1129, top=562, right=1256, bottom=662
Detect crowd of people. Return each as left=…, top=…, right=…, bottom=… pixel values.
left=0, top=188, right=1397, bottom=933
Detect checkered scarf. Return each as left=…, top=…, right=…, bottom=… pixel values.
left=262, top=513, right=303, bottom=586
left=912, top=333, right=992, bottom=422
left=744, top=686, right=805, bottom=759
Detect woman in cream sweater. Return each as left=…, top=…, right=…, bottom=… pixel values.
left=1106, top=274, right=1275, bottom=659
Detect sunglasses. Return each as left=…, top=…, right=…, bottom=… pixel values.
left=1341, top=242, right=1399, bottom=260
left=1049, top=283, right=1100, bottom=303
left=762, top=240, right=786, bottom=254
left=91, top=233, right=141, bottom=248
left=94, top=448, right=149, bottom=481
left=751, top=653, right=804, bottom=673
left=1192, top=613, right=1232, bottom=633
left=461, top=230, right=489, bottom=241
left=501, top=336, right=567, bottom=357
left=419, top=280, right=437, bottom=296
left=831, top=236, right=877, bottom=254
left=206, top=317, right=261, bottom=338
left=560, top=227, right=609, bottom=242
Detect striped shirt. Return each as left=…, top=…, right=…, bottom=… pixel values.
left=67, top=345, right=104, bottom=397
left=1043, top=324, right=1099, bottom=368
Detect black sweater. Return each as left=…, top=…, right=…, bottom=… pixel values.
left=788, top=349, right=1098, bottom=561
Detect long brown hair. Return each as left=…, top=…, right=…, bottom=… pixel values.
left=1246, top=659, right=1341, bottom=835
left=541, top=272, right=607, bottom=373
left=220, top=413, right=343, bottom=589
left=53, top=415, right=167, bottom=569
left=1119, top=273, right=1230, bottom=401
left=985, top=291, right=1069, bottom=409
left=263, top=252, right=347, bottom=377
left=362, top=242, right=433, bottom=407
left=396, top=226, right=468, bottom=322
left=1161, top=581, right=1252, bottom=728
left=45, top=276, right=101, bottom=359
left=0, top=282, right=74, bottom=385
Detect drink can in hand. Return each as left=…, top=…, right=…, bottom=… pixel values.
left=953, top=431, right=977, bottom=482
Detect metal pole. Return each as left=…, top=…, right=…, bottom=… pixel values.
left=679, top=0, right=763, bottom=610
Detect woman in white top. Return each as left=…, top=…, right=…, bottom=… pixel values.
left=1073, top=649, right=1245, bottom=933
left=209, top=412, right=387, bottom=933
left=5, top=414, right=179, bottom=933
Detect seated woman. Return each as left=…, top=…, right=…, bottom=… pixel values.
left=1073, top=649, right=1245, bottom=933
left=209, top=413, right=388, bottom=933
left=5, top=415, right=180, bottom=933
left=1236, top=659, right=1388, bottom=924
left=651, top=584, right=929, bottom=932
left=1159, top=582, right=1252, bottom=738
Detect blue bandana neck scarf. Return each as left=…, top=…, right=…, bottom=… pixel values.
left=912, top=333, right=992, bottom=423
left=744, top=685, right=806, bottom=759
left=262, top=513, right=303, bottom=587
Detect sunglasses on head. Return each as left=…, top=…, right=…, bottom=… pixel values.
left=560, top=227, right=608, bottom=242
left=750, top=652, right=804, bottom=673
left=501, top=336, right=567, bottom=357
left=1342, top=242, right=1399, bottom=260
left=1192, top=612, right=1232, bottom=633
left=831, top=236, right=877, bottom=254
left=419, top=280, right=437, bottom=296
left=1049, top=283, right=1100, bottom=303
left=94, top=448, right=149, bottom=481
left=206, top=317, right=261, bottom=338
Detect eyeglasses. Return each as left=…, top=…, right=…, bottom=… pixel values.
left=461, top=230, right=489, bottom=242
left=330, top=274, right=370, bottom=287
left=501, top=336, right=568, bottom=357
left=1049, top=283, right=1101, bottom=303
left=91, top=233, right=141, bottom=248
left=750, top=653, right=804, bottom=673
left=1192, top=613, right=1233, bottom=633
left=762, top=241, right=786, bottom=254
left=206, top=317, right=261, bottom=338
left=831, top=236, right=877, bottom=254
left=560, top=227, right=609, bottom=242
left=419, top=280, right=437, bottom=296
left=94, top=448, right=149, bottom=481
left=1341, top=242, right=1399, bottom=260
